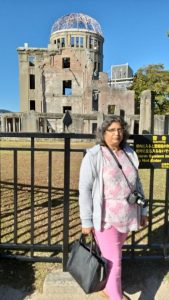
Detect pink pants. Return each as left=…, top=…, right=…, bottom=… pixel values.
left=94, top=227, right=128, bottom=300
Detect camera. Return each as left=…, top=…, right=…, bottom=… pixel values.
left=127, top=191, right=147, bottom=207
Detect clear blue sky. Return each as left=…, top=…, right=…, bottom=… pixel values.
left=0, top=0, right=169, bottom=112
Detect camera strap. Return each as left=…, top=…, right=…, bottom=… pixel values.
left=106, top=146, right=136, bottom=192
left=123, top=150, right=138, bottom=172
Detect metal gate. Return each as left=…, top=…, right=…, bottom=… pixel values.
left=0, top=132, right=169, bottom=271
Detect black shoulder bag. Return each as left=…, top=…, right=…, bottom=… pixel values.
left=66, top=233, right=109, bottom=294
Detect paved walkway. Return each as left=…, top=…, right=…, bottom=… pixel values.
left=26, top=268, right=169, bottom=300
left=0, top=268, right=169, bottom=300
left=30, top=270, right=169, bottom=300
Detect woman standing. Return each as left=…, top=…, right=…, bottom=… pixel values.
left=79, top=115, right=148, bottom=300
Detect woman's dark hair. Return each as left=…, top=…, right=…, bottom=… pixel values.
left=96, top=115, right=129, bottom=148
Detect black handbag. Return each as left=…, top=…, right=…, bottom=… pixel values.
left=66, top=234, right=109, bottom=294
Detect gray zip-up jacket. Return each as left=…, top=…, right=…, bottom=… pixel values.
left=79, top=144, right=147, bottom=231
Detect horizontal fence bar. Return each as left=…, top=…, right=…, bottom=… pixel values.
left=0, top=147, right=65, bottom=152
left=122, top=255, right=165, bottom=261
left=123, top=243, right=169, bottom=249
left=0, top=243, right=62, bottom=251
left=0, top=254, right=62, bottom=263
left=0, top=132, right=95, bottom=139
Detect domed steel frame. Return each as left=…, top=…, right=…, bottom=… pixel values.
left=51, top=13, right=103, bottom=37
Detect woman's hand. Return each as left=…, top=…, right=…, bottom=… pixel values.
left=82, top=227, right=94, bottom=235
left=140, top=215, right=148, bottom=227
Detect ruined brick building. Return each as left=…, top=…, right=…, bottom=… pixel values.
left=0, top=13, right=135, bottom=133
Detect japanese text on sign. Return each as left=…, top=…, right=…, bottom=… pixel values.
left=134, top=135, right=169, bottom=169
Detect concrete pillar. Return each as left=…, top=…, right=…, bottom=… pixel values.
left=71, top=116, right=83, bottom=133
left=0, top=116, right=5, bottom=132
left=7, top=120, right=11, bottom=132
left=21, top=111, right=39, bottom=132
left=13, top=118, right=15, bottom=132
left=154, top=115, right=165, bottom=134
left=139, top=90, right=154, bottom=134
left=97, top=112, right=104, bottom=128
left=5, top=118, right=7, bottom=132
left=15, top=118, right=20, bottom=132
left=19, top=118, right=21, bottom=132
left=127, top=118, right=134, bottom=134
left=44, top=118, right=47, bottom=132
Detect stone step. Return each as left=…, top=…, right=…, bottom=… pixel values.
left=42, top=269, right=103, bottom=299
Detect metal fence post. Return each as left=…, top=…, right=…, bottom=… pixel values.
left=63, top=136, right=70, bottom=271
left=30, top=137, right=35, bottom=256
left=13, top=149, right=18, bottom=244
left=164, top=116, right=169, bottom=248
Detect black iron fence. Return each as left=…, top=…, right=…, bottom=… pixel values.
left=0, top=132, right=169, bottom=271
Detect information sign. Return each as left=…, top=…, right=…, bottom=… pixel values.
left=134, top=135, right=169, bottom=169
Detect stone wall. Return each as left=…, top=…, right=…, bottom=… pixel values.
left=0, top=110, right=168, bottom=135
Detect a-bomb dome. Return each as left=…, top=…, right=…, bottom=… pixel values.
left=51, top=13, right=103, bottom=37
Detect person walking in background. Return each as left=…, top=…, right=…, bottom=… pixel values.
left=79, top=115, right=148, bottom=300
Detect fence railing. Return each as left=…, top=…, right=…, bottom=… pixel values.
left=0, top=132, right=169, bottom=271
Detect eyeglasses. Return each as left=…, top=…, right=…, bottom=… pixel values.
left=106, top=128, right=123, bottom=133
